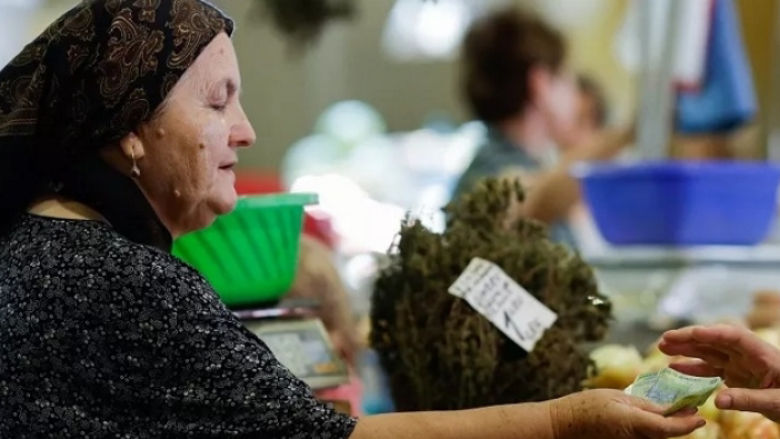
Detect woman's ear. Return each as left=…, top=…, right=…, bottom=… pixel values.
left=118, top=131, right=146, bottom=161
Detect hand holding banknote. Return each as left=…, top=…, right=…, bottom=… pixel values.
left=550, top=389, right=705, bottom=439
left=624, top=368, right=721, bottom=415
left=660, top=324, right=780, bottom=422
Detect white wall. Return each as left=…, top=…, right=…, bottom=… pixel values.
left=215, top=0, right=466, bottom=171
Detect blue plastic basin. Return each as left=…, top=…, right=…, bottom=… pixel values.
left=573, top=161, right=780, bottom=245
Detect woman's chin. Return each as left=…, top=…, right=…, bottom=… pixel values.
left=212, top=189, right=238, bottom=215
left=177, top=190, right=238, bottom=235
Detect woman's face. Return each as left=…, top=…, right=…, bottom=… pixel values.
left=127, top=33, right=255, bottom=236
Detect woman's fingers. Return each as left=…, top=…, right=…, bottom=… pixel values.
left=633, top=410, right=705, bottom=438
left=625, top=395, right=698, bottom=418
left=663, top=325, right=780, bottom=388
left=759, top=369, right=780, bottom=389
left=671, top=407, right=699, bottom=417
left=716, top=388, right=780, bottom=421
left=662, top=327, right=699, bottom=344
left=657, top=341, right=730, bottom=367
left=664, top=325, right=768, bottom=361
left=668, top=359, right=722, bottom=378
left=690, top=325, right=771, bottom=359
left=662, top=325, right=744, bottom=353
left=667, top=358, right=754, bottom=388
left=690, top=325, right=746, bottom=346
left=624, top=395, right=667, bottom=415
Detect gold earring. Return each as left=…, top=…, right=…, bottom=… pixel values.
left=130, top=150, right=141, bottom=178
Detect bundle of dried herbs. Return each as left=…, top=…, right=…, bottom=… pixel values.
left=370, top=178, right=612, bottom=411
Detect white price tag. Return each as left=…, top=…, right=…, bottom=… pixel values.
left=448, top=258, right=557, bottom=352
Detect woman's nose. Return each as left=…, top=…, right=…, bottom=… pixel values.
left=230, top=105, right=256, bottom=148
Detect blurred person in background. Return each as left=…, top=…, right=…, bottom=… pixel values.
left=454, top=8, right=631, bottom=243
left=567, top=74, right=609, bottom=151
left=288, top=236, right=361, bottom=367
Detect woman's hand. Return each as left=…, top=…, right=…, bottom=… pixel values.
left=660, top=324, right=780, bottom=389
left=550, top=389, right=705, bottom=439
left=660, top=324, right=780, bottom=421
left=351, top=389, right=703, bottom=439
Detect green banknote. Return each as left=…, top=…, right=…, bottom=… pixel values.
left=625, top=368, right=722, bottom=415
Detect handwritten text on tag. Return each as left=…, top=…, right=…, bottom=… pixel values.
left=448, top=258, right=557, bottom=352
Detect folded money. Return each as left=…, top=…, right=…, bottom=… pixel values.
left=625, top=367, right=722, bottom=415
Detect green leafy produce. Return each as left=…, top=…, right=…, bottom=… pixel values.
left=370, top=178, right=612, bottom=410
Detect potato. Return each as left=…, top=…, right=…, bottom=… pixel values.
left=722, top=411, right=779, bottom=439
left=699, top=393, right=721, bottom=423
left=754, top=327, right=780, bottom=349
left=588, top=344, right=643, bottom=389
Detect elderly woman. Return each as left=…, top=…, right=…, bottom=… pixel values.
left=0, top=1, right=704, bottom=438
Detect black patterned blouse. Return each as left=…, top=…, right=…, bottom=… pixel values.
left=0, top=214, right=357, bottom=438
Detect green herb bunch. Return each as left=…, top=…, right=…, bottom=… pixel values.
left=370, top=178, right=612, bottom=410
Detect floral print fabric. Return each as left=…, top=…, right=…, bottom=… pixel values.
left=0, top=214, right=357, bottom=438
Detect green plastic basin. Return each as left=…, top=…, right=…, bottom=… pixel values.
left=172, top=193, right=318, bottom=307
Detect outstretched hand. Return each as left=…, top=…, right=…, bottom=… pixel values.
left=660, top=324, right=780, bottom=421
left=551, top=389, right=705, bottom=439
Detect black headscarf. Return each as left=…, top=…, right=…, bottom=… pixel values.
left=0, top=0, right=234, bottom=250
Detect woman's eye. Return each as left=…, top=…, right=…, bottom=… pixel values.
left=210, top=103, right=227, bottom=112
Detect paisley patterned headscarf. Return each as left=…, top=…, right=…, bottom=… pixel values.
left=0, top=0, right=233, bottom=244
